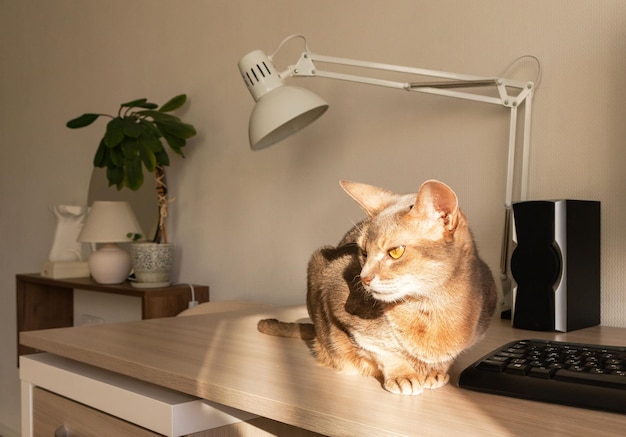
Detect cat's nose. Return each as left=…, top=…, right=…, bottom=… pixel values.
left=361, top=275, right=373, bottom=286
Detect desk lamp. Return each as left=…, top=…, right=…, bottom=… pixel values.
left=78, top=201, right=143, bottom=284
left=238, top=35, right=537, bottom=307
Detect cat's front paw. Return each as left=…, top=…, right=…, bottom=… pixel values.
left=382, top=370, right=449, bottom=395
left=383, top=376, right=424, bottom=395
left=421, top=370, right=449, bottom=389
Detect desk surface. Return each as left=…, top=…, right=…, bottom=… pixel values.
left=20, top=305, right=626, bottom=436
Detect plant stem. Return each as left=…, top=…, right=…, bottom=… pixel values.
left=155, top=165, right=169, bottom=244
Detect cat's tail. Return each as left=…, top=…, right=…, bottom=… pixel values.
left=257, top=319, right=316, bottom=341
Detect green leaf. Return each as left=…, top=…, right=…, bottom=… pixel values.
left=121, top=136, right=139, bottom=159
left=156, top=120, right=197, bottom=139
left=138, top=132, right=163, bottom=153
left=109, top=146, right=124, bottom=167
left=66, top=113, right=101, bottom=129
left=136, top=110, right=180, bottom=123
left=124, top=156, right=144, bottom=191
left=155, top=150, right=170, bottom=166
left=162, top=132, right=186, bottom=150
left=138, top=119, right=162, bottom=137
left=93, top=139, right=108, bottom=167
left=121, top=98, right=148, bottom=108
left=170, top=146, right=185, bottom=158
left=138, top=140, right=157, bottom=172
left=104, top=117, right=125, bottom=147
left=159, top=94, right=187, bottom=113
left=106, top=164, right=124, bottom=188
left=134, top=102, right=159, bottom=109
left=122, top=117, right=144, bottom=138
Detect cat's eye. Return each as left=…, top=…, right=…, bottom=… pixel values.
left=388, top=246, right=405, bottom=259
left=361, top=249, right=368, bottom=259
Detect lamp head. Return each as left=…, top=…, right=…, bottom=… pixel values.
left=238, top=50, right=328, bottom=150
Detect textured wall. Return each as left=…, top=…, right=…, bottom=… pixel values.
left=1, top=1, right=625, bottom=434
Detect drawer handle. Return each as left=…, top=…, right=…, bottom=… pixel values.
left=54, top=425, right=68, bottom=437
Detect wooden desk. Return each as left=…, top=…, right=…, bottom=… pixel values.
left=20, top=306, right=626, bottom=436
left=16, top=273, right=209, bottom=357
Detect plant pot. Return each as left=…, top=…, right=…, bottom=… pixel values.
left=130, top=242, right=174, bottom=288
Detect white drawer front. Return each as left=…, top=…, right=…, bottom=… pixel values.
left=20, top=353, right=257, bottom=437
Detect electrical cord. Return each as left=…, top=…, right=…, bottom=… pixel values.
left=498, top=55, right=542, bottom=87
left=174, top=283, right=200, bottom=308
left=187, top=283, right=198, bottom=308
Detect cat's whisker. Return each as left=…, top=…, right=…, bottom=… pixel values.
left=351, top=275, right=368, bottom=294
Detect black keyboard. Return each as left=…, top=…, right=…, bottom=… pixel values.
left=458, top=339, right=626, bottom=414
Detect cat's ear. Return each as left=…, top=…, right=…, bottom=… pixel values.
left=411, top=180, right=459, bottom=233
left=339, top=180, right=398, bottom=216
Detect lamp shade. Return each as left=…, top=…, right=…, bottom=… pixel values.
left=78, top=201, right=143, bottom=243
left=238, top=49, right=329, bottom=150
left=249, top=85, right=328, bottom=150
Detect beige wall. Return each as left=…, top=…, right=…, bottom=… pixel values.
left=2, top=1, right=625, bottom=433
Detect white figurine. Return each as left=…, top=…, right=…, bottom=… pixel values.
left=48, top=205, right=90, bottom=262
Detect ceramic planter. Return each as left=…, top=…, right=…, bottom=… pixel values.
left=130, top=242, right=174, bottom=288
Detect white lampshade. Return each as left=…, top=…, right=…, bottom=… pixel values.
left=78, top=201, right=143, bottom=284
left=249, top=85, right=328, bottom=150
left=238, top=49, right=329, bottom=150
left=78, top=201, right=143, bottom=243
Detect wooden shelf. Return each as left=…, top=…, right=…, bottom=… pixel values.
left=16, top=273, right=209, bottom=359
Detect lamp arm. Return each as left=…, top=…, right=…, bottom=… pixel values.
left=520, top=92, right=534, bottom=201
left=290, top=52, right=534, bottom=108
left=286, top=49, right=536, bottom=311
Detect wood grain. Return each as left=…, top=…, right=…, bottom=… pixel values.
left=33, top=387, right=159, bottom=437
left=21, top=305, right=626, bottom=436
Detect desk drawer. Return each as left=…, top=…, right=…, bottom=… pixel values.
left=33, top=387, right=160, bottom=436
left=20, top=353, right=257, bottom=436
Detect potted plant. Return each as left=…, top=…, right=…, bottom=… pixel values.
left=67, top=94, right=196, bottom=243
left=67, top=95, right=196, bottom=286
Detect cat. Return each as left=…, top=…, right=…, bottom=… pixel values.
left=258, top=179, right=497, bottom=395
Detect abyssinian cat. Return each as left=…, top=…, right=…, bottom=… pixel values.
left=258, top=179, right=497, bottom=395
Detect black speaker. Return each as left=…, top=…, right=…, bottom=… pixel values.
left=511, top=200, right=600, bottom=332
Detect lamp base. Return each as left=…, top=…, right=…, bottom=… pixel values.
left=88, top=243, right=131, bottom=284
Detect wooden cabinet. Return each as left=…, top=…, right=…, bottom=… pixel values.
left=16, top=273, right=209, bottom=358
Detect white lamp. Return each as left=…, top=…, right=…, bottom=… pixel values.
left=238, top=35, right=538, bottom=312
left=239, top=49, right=328, bottom=150
left=78, top=201, right=143, bottom=284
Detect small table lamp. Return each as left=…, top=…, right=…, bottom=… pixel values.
left=78, top=201, right=144, bottom=284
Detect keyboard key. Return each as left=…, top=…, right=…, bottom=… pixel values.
left=529, top=366, right=557, bottom=379
left=498, top=351, right=525, bottom=359
left=477, top=359, right=508, bottom=372
left=506, top=363, right=531, bottom=375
